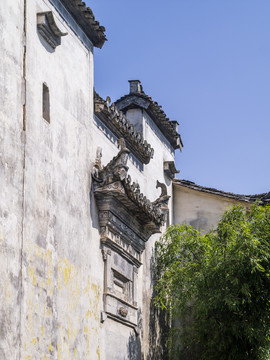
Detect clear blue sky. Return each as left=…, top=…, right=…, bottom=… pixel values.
left=87, top=0, right=270, bottom=195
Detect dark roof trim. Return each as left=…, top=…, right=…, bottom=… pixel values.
left=93, top=142, right=168, bottom=237
left=173, top=179, right=270, bottom=204
left=59, top=0, right=106, bottom=48
left=94, top=91, right=154, bottom=164
left=115, top=81, right=183, bottom=150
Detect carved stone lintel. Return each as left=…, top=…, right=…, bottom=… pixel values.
left=37, top=12, right=67, bottom=49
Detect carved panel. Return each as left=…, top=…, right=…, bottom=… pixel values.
left=102, top=245, right=139, bottom=327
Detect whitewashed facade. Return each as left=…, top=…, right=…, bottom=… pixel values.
left=0, top=1, right=181, bottom=359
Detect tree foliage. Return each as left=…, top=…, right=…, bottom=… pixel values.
left=154, top=203, right=270, bottom=360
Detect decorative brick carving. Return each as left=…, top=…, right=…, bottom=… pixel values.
left=93, top=141, right=171, bottom=330
left=164, top=161, right=180, bottom=180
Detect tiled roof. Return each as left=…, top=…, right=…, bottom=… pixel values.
left=60, top=0, right=106, bottom=48
left=173, top=179, right=270, bottom=204
left=94, top=91, right=154, bottom=164
left=115, top=81, right=183, bottom=150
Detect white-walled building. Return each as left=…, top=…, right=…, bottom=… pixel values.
left=1, top=1, right=269, bottom=359
left=0, top=1, right=181, bottom=359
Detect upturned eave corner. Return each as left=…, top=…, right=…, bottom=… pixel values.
left=92, top=138, right=168, bottom=238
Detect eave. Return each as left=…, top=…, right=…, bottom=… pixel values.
left=115, top=92, right=183, bottom=151
left=173, top=179, right=270, bottom=204
left=59, top=0, right=106, bottom=48
left=94, top=92, right=154, bottom=164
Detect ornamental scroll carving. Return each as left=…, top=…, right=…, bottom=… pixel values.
left=92, top=139, right=170, bottom=330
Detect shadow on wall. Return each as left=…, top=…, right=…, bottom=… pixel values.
left=127, top=329, right=141, bottom=360
left=147, top=250, right=170, bottom=360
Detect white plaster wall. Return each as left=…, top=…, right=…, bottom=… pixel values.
left=173, top=184, right=249, bottom=232
left=0, top=0, right=179, bottom=357
left=0, top=1, right=24, bottom=359
left=20, top=0, right=104, bottom=359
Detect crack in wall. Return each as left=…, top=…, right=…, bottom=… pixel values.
left=18, top=0, right=27, bottom=358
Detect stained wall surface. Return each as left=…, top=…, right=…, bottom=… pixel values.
left=173, top=184, right=249, bottom=232
left=0, top=1, right=176, bottom=359
left=0, top=1, right=24, bottom=359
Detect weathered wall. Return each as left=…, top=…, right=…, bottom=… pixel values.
left=19, top=0, right=103, bottom=359
left=0, top=1, right=178, bottom=358
left=173, top=184, right=249, bottom=231
left=0, top=1, right=24, bottom=359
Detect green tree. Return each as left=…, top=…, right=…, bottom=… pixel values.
left=155, top=203, right=270, bottom=360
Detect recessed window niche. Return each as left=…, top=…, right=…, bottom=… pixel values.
left=42, top=82, right=50, bottom=123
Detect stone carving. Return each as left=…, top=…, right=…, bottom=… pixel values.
left=156, top=180, right=167, bottom=197
left=152, top=180, right=170, bottom=218
left=92, top=147, right=103, bottom=182
left=118, top=307, right=128, bottom=317
left=93, top=142, right=170, bottom=330
left=37, top=12, right=67, bottom=49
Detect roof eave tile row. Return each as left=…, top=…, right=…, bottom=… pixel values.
left=173, top=179, right=270, bottom=204
left=115, top=92, right=183, bottom=150
left=60, top=0, right=106, bottom=48
left=94, top=91, right=154, bottom=164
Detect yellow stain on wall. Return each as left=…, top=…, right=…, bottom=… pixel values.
left=3, top=281, right=12, bottom=304
left=31, top=338, right=37, bottom=346
left=28, top=265, right=37, bottom=286
left=23, top=246, right=103, bottom=360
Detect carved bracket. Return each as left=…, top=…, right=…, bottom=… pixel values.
left=152, top=180, right=170, bottom=218
left=164, top=161, right=180, bottom=180
left=37, top=11, right=67, bottom=49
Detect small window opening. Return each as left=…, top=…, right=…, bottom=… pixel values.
left=42, top=83, right=50, bottom=123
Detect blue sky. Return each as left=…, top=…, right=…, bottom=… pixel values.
left=87, top=0, right=270, bottom=194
